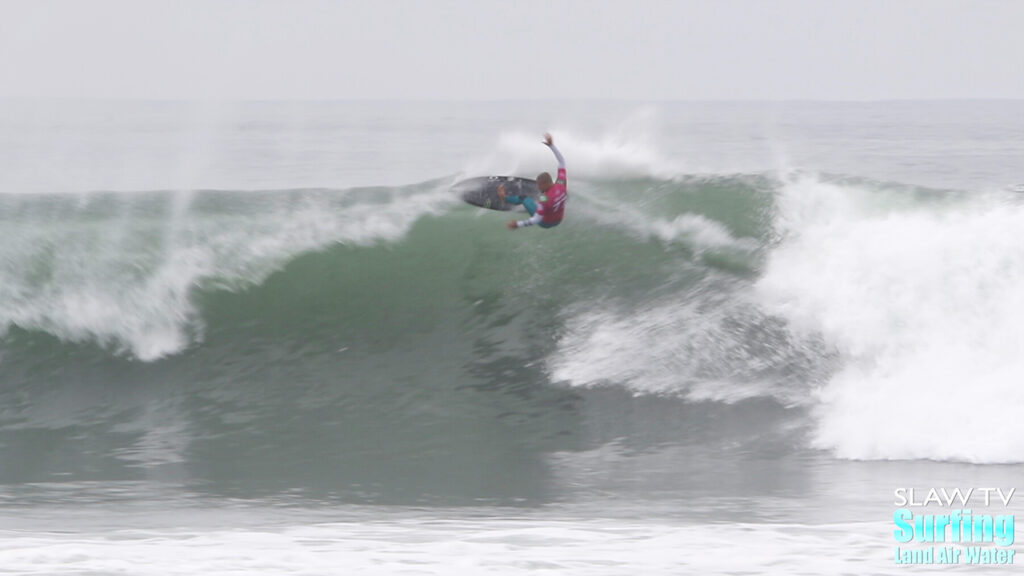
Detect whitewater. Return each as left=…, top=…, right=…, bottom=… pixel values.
left=1, top=99, right=1023, bottom=574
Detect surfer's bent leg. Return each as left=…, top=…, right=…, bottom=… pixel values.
left=521, top=197, right=537, bottom=216
left=503, top=195, right=536, bottom=216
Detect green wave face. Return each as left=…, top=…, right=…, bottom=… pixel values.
left=2, top=172, right=1012, bottom=503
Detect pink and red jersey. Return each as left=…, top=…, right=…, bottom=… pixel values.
left=536, top=167, right=567, bottom=226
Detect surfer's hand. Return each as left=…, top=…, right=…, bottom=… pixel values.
left=506, top=220, right=518, bottom=230
left=543, top=133, right=553, bottom=147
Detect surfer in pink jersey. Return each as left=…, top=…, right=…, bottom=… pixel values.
left=497, top=133, right=567, bottom=230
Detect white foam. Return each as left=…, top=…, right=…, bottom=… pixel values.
left=0, top=513, right=898, bottom=576
left=549, top=295, right=807, bottom=405
left=758, top=173, right=1024, bottom=463
left=580, top=193, right=753, bottom=253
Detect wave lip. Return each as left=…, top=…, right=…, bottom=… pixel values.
left=0, top=184, right=454, bottom=360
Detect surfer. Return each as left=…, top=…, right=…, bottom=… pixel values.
left=498, top=133, right=567, bottom=230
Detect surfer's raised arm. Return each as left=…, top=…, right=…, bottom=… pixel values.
left=544, top=133, right=566, bottom=170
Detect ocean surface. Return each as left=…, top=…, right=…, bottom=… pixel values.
left=1, top=99, right=1023, bottom=574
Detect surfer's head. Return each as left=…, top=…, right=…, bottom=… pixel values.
left=536, top=172, right=553, bottom=191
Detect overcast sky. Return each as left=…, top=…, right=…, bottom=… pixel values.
left=2, top=0, right=1022, bottom=100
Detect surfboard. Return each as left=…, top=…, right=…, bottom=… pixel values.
left=452, top=176, right=538, bottom=211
